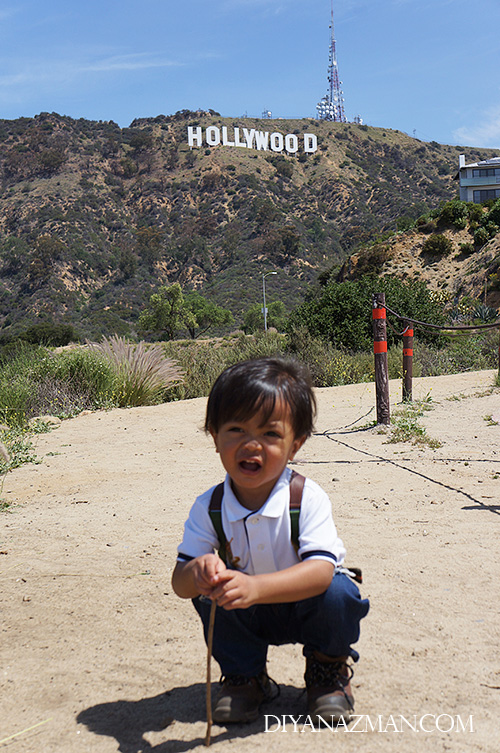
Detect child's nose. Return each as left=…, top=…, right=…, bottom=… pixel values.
left=244, top=435, right=262, bottom=449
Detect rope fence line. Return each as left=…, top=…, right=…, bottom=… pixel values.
left=382, top=301, right=500, bottom=333
left=371, top=292, right=500, bottom=425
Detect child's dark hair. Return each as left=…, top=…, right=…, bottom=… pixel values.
left=205, top=357, right=316, bottom=439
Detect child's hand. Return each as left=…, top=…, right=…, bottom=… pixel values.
left=191, top=553, right=226, bottom=596
left=210, top=569, right=258, bottom=610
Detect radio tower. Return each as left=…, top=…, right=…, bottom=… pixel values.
left=316, top=1, right=346, bottom=122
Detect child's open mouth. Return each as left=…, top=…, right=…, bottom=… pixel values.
left=239, top=460, right=261, bottom=473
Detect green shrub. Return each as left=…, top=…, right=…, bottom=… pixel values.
left=164, top=332, right=286, bottom=400
left=286, top=327, right=373, bottom=387
left=485, top=198, right=500, bottom=226
left=414, top=331, right=498, bottom=376
left=421, top=234, right=454, bottom=257
left=22, top=322, right=79, bottom=346
left=474, top=226, right=490, bottom=246
left=287, top=275, right=447, bottom=351
left=457, top=242, right=474, bottom=256
left=0, top=346, right=117, bottom=425
left=438, top=199, right=469, bottom=229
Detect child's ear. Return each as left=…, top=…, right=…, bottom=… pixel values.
left=209, top=427, right=220, bottom=453
left=289, top=435, right=306, bottom=460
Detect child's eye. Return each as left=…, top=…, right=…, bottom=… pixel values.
left=265, top=430, right=281, bottom=438
left=228, top=426, right=244, bottom=433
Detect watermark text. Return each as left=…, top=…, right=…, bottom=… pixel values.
left=264, top=714, right=474, bottom=733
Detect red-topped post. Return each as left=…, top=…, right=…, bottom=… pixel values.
left=402, top=320, right=413, bottom=402
left=372, top=293, right=390, bottom=425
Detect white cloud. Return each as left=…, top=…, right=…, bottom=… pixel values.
left=0, top=53, right=183, bottom=90
left=453, top=106, right=500, bottom=148
left=82, top=53, right=183, bottom=73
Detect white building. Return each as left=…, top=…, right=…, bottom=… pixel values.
left=457, top=154, right=500, bottom=203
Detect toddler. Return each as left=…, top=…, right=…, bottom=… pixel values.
left=172, top=357, right=369, bottom=724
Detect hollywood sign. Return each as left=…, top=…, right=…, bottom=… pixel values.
left=187, top=125, right=318, bottom=154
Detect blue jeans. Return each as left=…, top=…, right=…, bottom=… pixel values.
left=193, top=572, right=369, bottom=677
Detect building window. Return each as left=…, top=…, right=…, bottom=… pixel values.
left=473, top=189, right=500, bottom=202
left=472, top=168, right=500, bottom=177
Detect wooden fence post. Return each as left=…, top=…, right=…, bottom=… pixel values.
left=402, top=320, right=413, bottom=403
left=372, top=293, right=390, bottom=425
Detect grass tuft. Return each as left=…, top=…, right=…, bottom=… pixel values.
left=87, top=336, right=184, bottom=407
left=386, top=400, right=442, bottom=448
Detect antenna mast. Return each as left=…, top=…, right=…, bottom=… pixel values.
left=316, top=1, right=346, bottom=122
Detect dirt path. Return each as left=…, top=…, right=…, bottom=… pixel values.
left=1, top=370, right=499, bottom=752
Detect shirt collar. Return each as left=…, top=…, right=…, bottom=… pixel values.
left=223, top=467, right=291, bottom=522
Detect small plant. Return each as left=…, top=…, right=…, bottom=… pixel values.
left=386, top=400, right=441, bottom=448
left=87, top=336, right=184, bottom=407
left=483, top=414, right=499, bottom=426
left=422, top=234, right=454, bottom=258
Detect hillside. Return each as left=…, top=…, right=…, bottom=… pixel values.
left=338, top=211, right=500, bottom=311
left=0, top=110, right=496, bottom=338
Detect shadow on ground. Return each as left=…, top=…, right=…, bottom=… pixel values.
left=77, top=682, right=304, bottom=752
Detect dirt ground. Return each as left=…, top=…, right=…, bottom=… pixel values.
left=1, top=370, right=499, bottom=753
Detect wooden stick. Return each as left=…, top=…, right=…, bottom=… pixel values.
left=205, top=598, right=217, bottom=747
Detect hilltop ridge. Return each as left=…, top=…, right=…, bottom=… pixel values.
left=0, top=110, right=495, bottom=337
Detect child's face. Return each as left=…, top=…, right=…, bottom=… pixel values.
left=210, top=400, right=305, bottom=510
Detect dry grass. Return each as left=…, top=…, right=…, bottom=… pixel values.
left=87, top=336, right=184, bottom=407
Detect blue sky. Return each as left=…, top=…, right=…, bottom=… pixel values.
left=0, top=0, right=499, bottom=148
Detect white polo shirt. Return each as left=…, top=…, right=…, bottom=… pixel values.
left=177, top=467, right=346, bottom=576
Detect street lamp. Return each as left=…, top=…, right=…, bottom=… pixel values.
left=262, top=271, right=277, bottom=331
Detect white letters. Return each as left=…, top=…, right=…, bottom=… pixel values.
left=254, top=130, right=269, bottom=151
left=187, top=126, right=203, bottom=147
left=187, top=125, right=317, bottom=153
left=243, top=128, right=256, bottom=148
left=364, top=715, right=383, bottom=732
left=262, top=713, right=476, bottom=733
left=206, top=126, right=220, bottom=146
left=316, top=715, right=336, bottom=731
left=234, top=127, right=246, bottom=148
left=270, top=132, right=284, bottom=152
left=304, top=133, right=318, bottom=153
left=348, top=715, right=366, bottom=732
left=399, top=715, right=418, bottom=732
left=221, top=126, right=235, bottom=147
left=455, top=715, right=474, bottom=733
left=285, top=134, right=299, bottom=153
left=419, top=714, right=436, bottom=733
left=301, top=716, right=316, bottom=731
left=435, top=715, right=454, bottom=733
left=264, top=715, right=281, bottom=732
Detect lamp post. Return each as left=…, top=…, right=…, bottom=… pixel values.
left=262, top=271, right=277, bottom=331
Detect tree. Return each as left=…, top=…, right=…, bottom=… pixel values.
left=118, top=247, right=137, bottom=280
left=183, top=292, right=233, bottom=338
left=243, top=300, right=288, bottom=334
left=139, top=284, right=196, bottom=340
left=287, top=276, right=446, bottom=351
left=135, top=226, right=163, bottom=267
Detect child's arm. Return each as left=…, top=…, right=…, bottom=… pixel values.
left=208, top=558, right=334, bottom=610
left=171, top=553, right=227, bottom=599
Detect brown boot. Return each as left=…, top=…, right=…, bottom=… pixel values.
left=213, top=671, right=277, bottom=724
left=305, top=652, right=354, bottom=724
